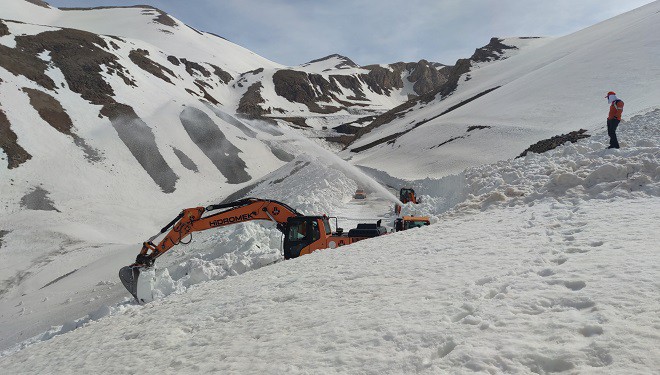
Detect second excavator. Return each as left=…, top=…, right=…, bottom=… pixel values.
left=119, top=198, right=387, bottom=302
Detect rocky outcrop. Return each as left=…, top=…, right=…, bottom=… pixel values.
left=0, top=108, right=32, bottom=169
left=0, top=20, right=9, bottom=37
left=406, top=60, right=449, bottom=96
left=25, top=0, right=50, bottom=8
left=238, top=82, right=269, bottom=117
left=272, top=69, right=343, bottom=113
left=517, top=130, right=590, bottom=158
left=303, top=54, right=358, bottom=69
left=472, top=37, right=517, bottom=63
left=129, top=49, right=175, bottom=84
left=359, top=65, right=404, bottom=95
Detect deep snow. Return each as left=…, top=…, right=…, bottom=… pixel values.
left=1, top=105, right=658, bottom=373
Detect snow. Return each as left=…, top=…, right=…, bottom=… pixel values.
left=1, top=102, right=658, bottom=373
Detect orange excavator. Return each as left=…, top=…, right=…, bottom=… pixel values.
left=119, top=198, right=387, bottom=301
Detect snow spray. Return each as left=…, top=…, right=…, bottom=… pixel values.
left=248, top=119, right=404, bottom=206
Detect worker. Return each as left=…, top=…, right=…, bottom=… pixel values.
left=605, top=91, right=624, bottom=149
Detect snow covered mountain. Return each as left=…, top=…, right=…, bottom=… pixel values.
left=344, top=2, right=660, bottom=179
left=0, top=0, right=659, bottom=373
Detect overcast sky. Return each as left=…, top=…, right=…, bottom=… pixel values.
left=47, top=0, right=655, bottom=66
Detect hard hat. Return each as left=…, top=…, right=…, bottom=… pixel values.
left=605, top=91, right=616, bottom=98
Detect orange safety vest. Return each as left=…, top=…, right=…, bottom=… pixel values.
left=608, top=99, right=624, bottom=120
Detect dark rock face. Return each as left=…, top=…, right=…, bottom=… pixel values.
left=0, top=108, right=32, bottom=169
left=25, top=0, right=50, bottom=8
left=406, top=60, right=449, bottom=95
left=330, top=75, right=366, bottom=99
left=20, top=186, right=59, bottom=211
left=101, top=103, right=179, bottom=193
left=471, top=37, right=517, bottom=63
left=209, top=64, right=233, bottom=84
left=303, top=54, right=358, bottom=69
left=272, top=69, right=343, bottom=113
left=517, top=130, right=591, bottom=158
left=360, top=65, right=404, bottom=95
left=129, top=49, right=175, bottom=84
left=6, top=28, right=134, bottom=104
left=0, top=230, right=8, bottom=249
left=179, top=107, right=251, bottom=184
left=22, top=88, right=101, bottom=162
left=180, top=58, right=211, bottom=77
left=238, top=82, right=269, bottom=117
left=0, top=20, right=9, bottom=37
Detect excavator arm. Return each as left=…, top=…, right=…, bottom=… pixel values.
left=133, top=198, right=302, bottom=267
left=119, top=198, right=301, bottom=301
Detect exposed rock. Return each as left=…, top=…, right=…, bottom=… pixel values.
left=517, top=130, right=591, bottom=158
left=330, top=75, right=366, bottom=99
left=152, top=11, right=177, bottom=27
left=0, top=20, right=9, bottom=37
left=128, top=49, right=175, bottom=84
left=22, top=87, right=101, bottom=162
left=272, top=69, right=342, bottom=113
left=25, top=0, right=50, bottom=8
left=209, top=64, right=233, bottom=84
left=179, top=107, right=250, bottom=184
left=360, top=65, right=403, bottom=95
left=303, top=54, right=358, bottom=69
left=471, top=37, right=517, bottom=63
left=172, top=147, right=198, bottom=172
left=467, top=125, right=491, bottom=132
left=238, top=82, right=269, bottom=117
left=180, top=58, right=211, bottom=77
left=10, top=28, right=134, bottom=105
left=0, top=108, right=32, bottom=169
left=100, top=103, right=179, bottom=193
left=0, top=230, right=8, bottom=249
left=193, top=80, right=219, bottom=105
left=0, top=42, right=56, bottom=91
left=273, top=69, right=318, bottom=104
left=167, top=55, right=180, bottom=66
left=406, top=60, right=449, bottom=95
left=20, top=186, right=59, bottom=212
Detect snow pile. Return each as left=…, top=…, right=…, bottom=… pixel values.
left=454, top=108, right=660, bottom=212
left=133, top=155, right=361, bottom=301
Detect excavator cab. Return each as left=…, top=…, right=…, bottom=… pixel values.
left=283, top=216, right=331, bottom=259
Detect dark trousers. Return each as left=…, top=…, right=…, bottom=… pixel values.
left=607, top=118, right=620, bottom=149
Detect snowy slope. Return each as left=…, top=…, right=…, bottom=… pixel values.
left=0, top=0, right=280, bottom=74
left=1, top=106, right=658, bottom=374
left=345, top=1, right=660, bottom=179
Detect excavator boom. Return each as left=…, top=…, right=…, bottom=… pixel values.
left=119, top=198, right=301, bottom=301
left=119, top=197, right=388, bottom=302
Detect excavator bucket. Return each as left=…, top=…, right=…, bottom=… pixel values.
left=119, top=266, right=155, bottom=303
